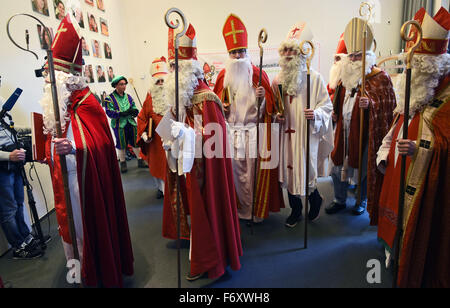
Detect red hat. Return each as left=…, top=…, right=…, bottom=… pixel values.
left=407, top=7, right=450, bottom=55
left=222, top=14, right=248, bottom=53
left=44, top=14, right=83, bottom=74
left=168, top=23, right=197, bottom=61
left=336, top=33, right=348, bottom=54
left=151, top=56, right=168, bottom=78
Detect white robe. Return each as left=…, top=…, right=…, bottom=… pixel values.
left=276, top=69, right=334, bottom=196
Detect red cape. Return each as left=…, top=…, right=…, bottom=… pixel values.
left=163, top=80, right=242, bottom=279
left=136, top=92, right=167, bottom=180
left=45, top=87, right=134, bottom=288
left=213, top=65, right=285, bottom=218
left=331, top=70, right=396, bottom=225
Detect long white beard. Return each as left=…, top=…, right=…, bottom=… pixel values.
left=164, top=60, right=203, bottom=120
left=329, top=54, right=346, bottom=90
left=279, top=54, right=306, bottom=96
left=224, top=55, right=255, bottom=106
left=394, top=53, right=450, bottom=115
left=39, top=71, right=87, bottom=136
left=340, top=52, right=377, bottom=90
left=150, top=83, right=168, bottom=116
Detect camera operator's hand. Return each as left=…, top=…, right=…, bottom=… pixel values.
left=9, top=149, right=26, bottom=162
left=54, top=138, right=74, bottom=155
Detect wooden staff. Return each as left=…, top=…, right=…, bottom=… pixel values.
left=392, top=20, right=422, bottom=288
left=165, top=7, right=188, bottom=289
left=7, top=14, right=81, bottom=286
left=129, top=78, right=143, bottom=108
left=356, top=2, right=372, bottom=210
left=250, top=28, right=268, bottom=234
left=300, top=40, right=315, bottom=249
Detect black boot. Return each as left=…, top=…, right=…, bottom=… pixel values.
left=325, top=201, right=346, bottom=215
left=308, top=189, right=323, bottom=221
left=120, top=161, right=128, bottom=173
left=285, top=193, right=303, bottom=228
left=138, top=159, right=148, bottom=168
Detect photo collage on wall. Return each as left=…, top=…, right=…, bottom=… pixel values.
left=31, top=0, right=114, bottom=99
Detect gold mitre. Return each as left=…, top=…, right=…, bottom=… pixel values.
left=344, top=17, right=375, bottom=54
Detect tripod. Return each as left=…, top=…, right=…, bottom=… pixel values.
left=0, top=114, right=51, bottom=250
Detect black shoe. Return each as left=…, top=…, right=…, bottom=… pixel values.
left=186, top=272, right=206, bottom=282
left=352, top=202, right=366, bottom=216
left=325, top=202, right=346, bottom=215
left=285, top=211, right=302, bottom=228
left=120, top=161, right=128, bottom=173
left=156, top=189, right=164, bottom=199
left=308, top=190, right=323, bottom=221
left=138, top=159, right=148, bottom=168
left=13, top=246, right=43, bottom=260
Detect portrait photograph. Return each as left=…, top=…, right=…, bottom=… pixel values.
left=73, top=6, right=84, bottom=28
left=107, top=66, right=115, bottom=82
left=36, top=25, right=54, bottom=50
left=96, top=65, right=106, bottom=83
left=88, top=13, right=98, bottom=33
left=53, top=0, right=66, bottom=21
left=81, top=36, right=90, bottom=56
left=91, top=39, right=101, bottom=58
left=104, top=42, right=112, bottom=59
left=83, top=64, right=95, bottom=84
left=31, top=0, right=49, bottom=16
left=100, top=18, right=109, bottom=36
left=96, top=0, right=105, bottom=12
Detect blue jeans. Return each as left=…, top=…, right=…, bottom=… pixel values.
left=331, top=167, right=367, bottom=205
left=0, top=169, right=30, bottom=248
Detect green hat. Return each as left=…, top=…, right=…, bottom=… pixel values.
left=111, top=76, right=128, bottom=88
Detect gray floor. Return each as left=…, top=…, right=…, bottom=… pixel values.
left=0, top=161, right=393, bottom=288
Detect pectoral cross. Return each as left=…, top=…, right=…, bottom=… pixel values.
left=290, top=27, right=301, bottom=38
left=225, top=20, right=244, bottom=44
left=52, top=26, right=67, bottom=48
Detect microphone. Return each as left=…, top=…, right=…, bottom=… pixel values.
left=26, top=30, right=30, bottom=50
left=0, top=88, right=23, bottom=119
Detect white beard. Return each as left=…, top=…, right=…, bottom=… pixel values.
left=340, top=51, right=377, bottom=90
left=149, top=83, right=168, bottom=116
left=278, top=54, right=306, bottom=96
left=164, top=60, right=204, bottom=121
left=328, top=54, right=346, bottom=90
left=394, top=53, right=450, bottom=115
left=224, top=54, right=256, bottom=105
left=39, top=71, right=87, bottom=136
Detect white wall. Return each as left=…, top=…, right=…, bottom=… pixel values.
left=121, top=0, right=404, bottom=99
left=0, top=0, right=134, bottom=225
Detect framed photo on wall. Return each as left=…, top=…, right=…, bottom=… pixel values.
left=81, top=36, right=90, bottom=56
left=73, top=6, right=85, bottom=28
left=88, top=13, right=98, bottom=33
left=96, top=0, right=105, bottom=12
left=107, top=66, right=115, bottom=82
left=37, top=25, right=53, bottom=49
left=100, top=18, right=109, bottom=36
left=91, top=39, right=101, bottom=58
left=83, top=64, right=95, bottom=83
left=31, top=0, right=50, bottom=17
left=104, top=42, right=112, bottom=59
left=96, top=65, right=106, bottom=83
left=53, top=0, right=66, bottom=21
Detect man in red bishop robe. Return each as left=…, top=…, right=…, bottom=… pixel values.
left=325, top=18, right=396, bottom=222
left=40, top=14, right=134, bottom=288
left=136, top=57, right=169, bottom=199
left=160, top=23, right=242, bottom=281
left=213, top=14, right=284, bottom=223
left=376, top=7, right=450, bottom=288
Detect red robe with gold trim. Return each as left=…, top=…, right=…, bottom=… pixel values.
left=213, top=65, right=285, bottom=219
left=136, top=92, right=167, bottom=180
left=331, top=71, right=396, bottom=225
left=162, top=79, right=242, bottom=279
left=378, top=78, right=450, bottom=287
left=45, top=87, right=134, bottom=287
